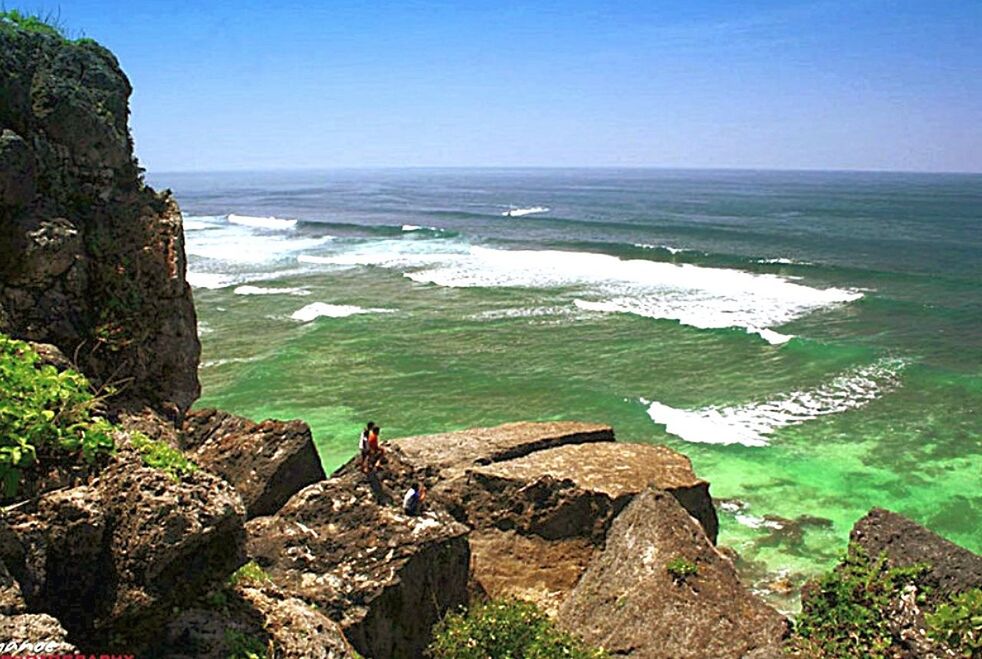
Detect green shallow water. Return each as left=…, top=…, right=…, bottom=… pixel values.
left=163, top=169, right=982, bottom=611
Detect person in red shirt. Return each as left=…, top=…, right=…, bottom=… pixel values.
left=366, top=425, right=384, bottom=471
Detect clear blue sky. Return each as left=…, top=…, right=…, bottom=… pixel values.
left=31, top=0, right=982, bottom=172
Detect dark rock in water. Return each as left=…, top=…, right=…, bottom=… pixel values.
left=3, top=454, right=246, bottom=650
left=246, top=473, right=470, bottom=659
left=0, top=27, right=200, bottom=416
left=850, top=507, right=982, bottom=607
left=559, top=489, right=787, bottom=659
left=182, top=408, right=326, bottom=518
left=0, top=612, right=76, bottom=654
left=161, top=583, right=354, bottom=659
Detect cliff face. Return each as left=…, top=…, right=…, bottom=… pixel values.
left=0, top=27, right=199, bottom=415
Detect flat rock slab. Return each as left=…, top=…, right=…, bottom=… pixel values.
left=850, top=508, right=982, bottom=606
left=472, top=442, right=718, bottom=542
left=560, top=489, right=787, bottom=659
left=182, top=409, right=326, bottom=518
left=389, top=421, right=614, bottom=477
left=246, top=474, right=470, bottom=659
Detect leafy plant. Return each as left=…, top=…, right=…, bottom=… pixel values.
left=428, top=598, right=607, bottom=659
left=224, top=629, right=267, bottom=659
left=0, top=8, right=66, bottom=37
left=229, top=561, right=271, bottom=588
left=788, top=543, right=929, bottom=658
left=129, top=431, right=197, bottom=481
left=0, top=334, right=116, bottom=497
left=926, top=588, right=982, bottom=657
left=666, top=556, right=699, bottom=583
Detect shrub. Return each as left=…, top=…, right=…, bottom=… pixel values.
left=224, top=629, right=267, bottom=659
left=0, top=334, right=116, bottom=496
left=666, top=556, right=699, bottom=582
left=926, top=588, right=982, bottom=657
left=229, top=560, right=271, bottom=587
left=428, top=598, right=607, bottom=659
left=0, top=9, right=66, bottom=37
left=129, top=431, right=197, bottom=481
left=788, top=543, right=929, bottom=657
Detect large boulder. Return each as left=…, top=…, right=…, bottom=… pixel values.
left=0, top=613, right=76, bottom=654
left=161, top=583, right=354, bottom=659
left=182, top=409, right=326, bottom=518
left=3, top=454, right=246, bottom=650
left=0, top=25, right=200, bottom=416
left=559, top=489, right=787, bottom=659
left=247, top=473, right=470, bottom=659
left=850, top=507, right=982, bottom=606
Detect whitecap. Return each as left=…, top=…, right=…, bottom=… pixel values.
left=643, top=359, right=905, bottom=447
left=402, top=224, right=422, bottom=231
left=502, top=206, right=550, bottom=217
left=234, top=285, right=310, bottom=297
left=227, top=213, right=298, bottom=230
left=290, top=303, right=394, bottom=322
left=635, top=243, right=687, bottom=254
left=187, top=272, right=234, bottom=289
left=748, top=327, right=794, bottom=345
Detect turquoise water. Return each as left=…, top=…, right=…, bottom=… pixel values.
left=154, top=168, right=982, bottom=607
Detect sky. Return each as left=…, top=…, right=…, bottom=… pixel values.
left=26, top=0, right=982, bottom=172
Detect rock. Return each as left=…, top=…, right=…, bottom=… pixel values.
left=0, top=613, right=76, bottom=654
left=0, top=24, right=200, bottom=416
left=182, top=409, right=326, bottom=518
left=246, top=473, right=470, bottom=659
left=5, top=455, right=246, bottom=650
left=850, top=507, right=982, bottom=607
left=559, top=489, right=787, bottom=659
left=0, top=559, right=26, bottom=615
left=161, top=584, right=354, bottom=659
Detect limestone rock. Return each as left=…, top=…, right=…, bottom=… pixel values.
left=850, top=507, right=982, bottom=606
left=247, top=473, right=470, bottom=659
left=182, top=409, right=326, bottom=518
left=0, top=25, right=200, bottom=416
left=0, top=559, right=26, bottom=615
left=559, top=489, right=787, bottom=658
left=4, top=456, right=246, bottom=649
left=0, top=613, right=76, bottom=654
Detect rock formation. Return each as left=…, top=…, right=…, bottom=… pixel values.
left=0, top=26, right=199, bottom=416
left=559, top=489, right=788, bottom=658
left=182, top=408, right=327, bottom=518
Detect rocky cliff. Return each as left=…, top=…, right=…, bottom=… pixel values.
left=0, top=24, right=199, bottom=416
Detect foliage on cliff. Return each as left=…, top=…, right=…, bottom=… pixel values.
left=926, top=588, right=982, bottom=657
left=429, top=599, right=607, bottom=659
left=0, top=333, right=115, bottom=496
left=788, top=543, right=930, bottom=657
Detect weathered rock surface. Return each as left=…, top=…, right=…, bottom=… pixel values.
left=850, top=507, right=982, bottom=606
left=559, top=489, right=787, bottom=659
left=161, top=583, right=354, bottom=659
left=247, top=472, right=470, bottom=659
left=2, top=453, right=246, bottom=650
left=0, top=26, right=199, bottom=415
left=182, top=408, right=326, bottom=518
left=0, top=612, right=77, bottom=654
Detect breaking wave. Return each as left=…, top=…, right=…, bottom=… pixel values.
left=290, top=303, right=395, bottom=322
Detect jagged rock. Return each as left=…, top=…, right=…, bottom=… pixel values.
left=0, top=613, right=76, bottom=654
left=850, top=507, right=982, bottom=606
left=559, top=489, right=787, bottom=659
left=4, top=454, right=246, bottom=650
left=0, top=25, right=200, bottom=416
left=247, top=473, right=470, bottom=659
left=182, top=409, right=326, bottom=518
left=161, top=584, right=354, bottom=659
left=0, top=559, right=26, bottom=615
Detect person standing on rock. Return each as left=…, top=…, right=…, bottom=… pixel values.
left=366, top=424, right=385, bottom=472
left=358, top=421, right=375, bottom=472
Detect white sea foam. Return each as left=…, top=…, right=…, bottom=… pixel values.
left=290, top=303, right=394, bottom=322
left=502, top=206, right=550, bottom=217
left=756, top=257, right=811, bottom=265
left=299, top=242, right=861, bottom=337
left=234, top=285, right=310, bottom=297
left=748, top=327, right=795, bottom=345
left=402, top=224, right=423, bottom=231
left=187, top=272, right=234, bottom=289
left=635, top=243, right=687, bottom=254
left=227, top=213, right=298, bottom=230
left=182, top=215, right=225, bottom=232
left=643, top=359, right=905, bottom=447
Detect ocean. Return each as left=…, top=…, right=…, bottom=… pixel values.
left=151, top=167, right=982, bottom=609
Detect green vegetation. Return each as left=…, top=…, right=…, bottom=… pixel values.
left=0, top=8, right=93, bottom=43
left=0, top=334, right=116, bottom=497
left=229, top=560, right=271, bottom=588
left=224, top=629, right=268, bottom=659
left=666, top=556, right=698, bottom=583
left=788, top=543, right=929, bottom=657
left=926, top=588, right=982, bottom=657
left=130, top=431, right=197, bottom=481
left=428, top=598, right=607, bottom=659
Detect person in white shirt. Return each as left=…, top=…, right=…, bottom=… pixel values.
left=403, top=482, right=426, bottom=516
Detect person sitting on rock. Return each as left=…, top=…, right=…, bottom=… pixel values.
left=403, top=482, right=426, bottom=516
left=358, top=421, right=375, bottom=472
